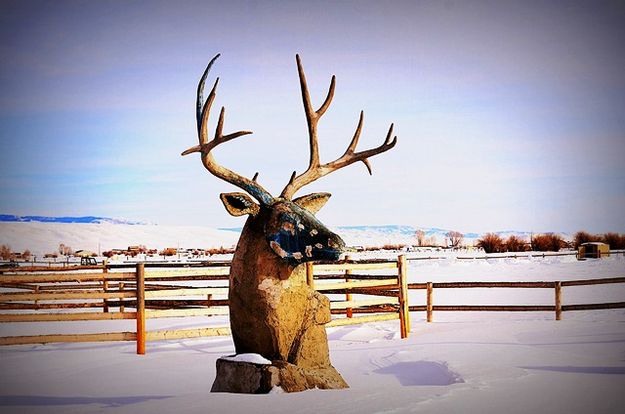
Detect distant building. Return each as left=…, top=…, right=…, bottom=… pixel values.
left=74, top=250, right=96, bottom=257
left=160, top=247, right=178, bottom=256
left=578, top=242, right=610, bottom=259
left=127, top=245, right=147, bottom=255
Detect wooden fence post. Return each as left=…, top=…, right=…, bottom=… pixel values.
left=136, top=262, right=146, bottom=355
left=426, top=282, right=433, bottom=322
left=555, top=281, right=562, bottom=321
left=119, top=282, right=125, bottom=313
left=306, top=262, right=315, bottom=289
left=102, top=259, right=109, bottom=313
left=345, top=255, right=353, bottom=318
left=397, top=255, right=410, bottom=338
left=102, top=280, right=109, bottom=313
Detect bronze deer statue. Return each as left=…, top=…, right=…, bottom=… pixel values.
left=182, top=54, right=397, bottom=392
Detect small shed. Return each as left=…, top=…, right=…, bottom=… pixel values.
left=74, top=250, right=96, bottom=258
left=578, top=242, right=610, bottom=259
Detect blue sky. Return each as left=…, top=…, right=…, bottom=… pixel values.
left=1, top=0, right=624, bottom=233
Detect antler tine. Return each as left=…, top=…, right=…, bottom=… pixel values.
left=183, top=75, right=218, bottom=155
left=296, top=54, right=337, bottom=170
left=296, top=54, right=319, bottom=169
left=288, top=170, right=297, bottom=186
left=317, top=74, right=336, bottom=118
left=326, top=122, right=397, bottom=175
left=280, top=56, right=397, bottom=200
left=345, top=110, right=364, bottom=154
left=182, top=54, right=273, bottom=205
left=196, top=54, right=220, bottom=137
left=216, top=106, right=253, bottom=142
left=296, top=55, right=314, bottom=121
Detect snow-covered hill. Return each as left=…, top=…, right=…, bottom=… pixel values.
left=0, top=214, right=145, bottom=225
left=0, top=222, right=240, bottom=256
left=0, top=216, right=570, bottom=256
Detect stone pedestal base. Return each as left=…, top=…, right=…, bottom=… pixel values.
left=211, top=357, right=349, bottom=393
left=210, top=357, right=278, bottom=393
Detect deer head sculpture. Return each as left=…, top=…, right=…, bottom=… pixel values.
left=182, top=54, right=397, bottom=392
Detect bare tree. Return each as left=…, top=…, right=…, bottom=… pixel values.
left=0, top=244, right=12, bottom=260
left=446, top=231, right=464, bottom=248
left=504, top=235, right=527, bottom=252
left=573, top=231, right=600, bottom=249
left=477, top=233, right=505, bottom=253
left=415, top=230, right=426, bottom=247
left=531, top=233, right=563, bottom=252
left=426, top=235, right=438, bottom=247
left=58, top=243, right=73, bottom=256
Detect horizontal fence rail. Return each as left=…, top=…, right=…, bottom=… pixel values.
left=1, top=256, right=623, bottom=353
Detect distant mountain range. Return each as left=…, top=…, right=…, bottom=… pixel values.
left=220, top=224, right=544, bottom=245
left=335, top=225, right=545, bottom=244
left=0, top=215, right=145, bottom=225
left=337, top=225, right=482, bottom=239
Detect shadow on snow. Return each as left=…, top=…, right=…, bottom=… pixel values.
left=0, top=394, right=173, bottom=407
left=374, top=361, right=465, bottom=386
left=521, top=366, right=625, bottom=375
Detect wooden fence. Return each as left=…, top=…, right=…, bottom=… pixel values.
left=308, top=255, right=410, bottom=337
left=408, top=277, right=625, bottom=322
left=0, top=257, right=409, bottom=353
left=0, top=263, right=232, bottom=352
left=1, top=255, right=624, bottom=353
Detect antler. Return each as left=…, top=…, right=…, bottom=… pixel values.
left=280, top=54, right=397, bottom=200
left=182, top=54, right=273, bottom=205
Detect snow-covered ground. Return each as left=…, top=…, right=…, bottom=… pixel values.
left=1, top=254, right=624, bottom=413
left=0, top=221, right=560, bottom=257
left=0, top=222, right=240, bottom=256
left=0, top=221, right=435, bottom=257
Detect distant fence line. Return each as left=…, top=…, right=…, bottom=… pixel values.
left=0, top=256, right=624, bottom=353
left=408, top=249, right=625, bottom=261
left=3, top=249, right=624, bottom=268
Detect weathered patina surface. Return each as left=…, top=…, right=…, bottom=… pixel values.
left=182, top=53, right=397, bottom=392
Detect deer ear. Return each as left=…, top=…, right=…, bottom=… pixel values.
left=293, top=192, right=331, bottom=215
left=220, top=193, right=260, bottom=217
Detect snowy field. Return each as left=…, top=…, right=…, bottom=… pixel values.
left=0, top=221, right=538, bottom=257
left=0, top=222, right=241, bottom=256
left=1, top=254, right=624, bottom=414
